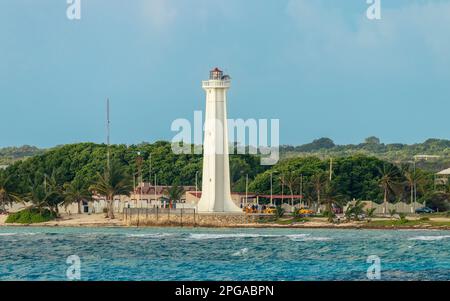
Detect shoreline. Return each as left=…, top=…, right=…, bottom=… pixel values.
left=1, top=214, right=449, bottom=230
left=2, top=224, right=449, bottom=231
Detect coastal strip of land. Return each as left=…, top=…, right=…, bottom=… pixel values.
left=1, top=213, right=450, bottom=230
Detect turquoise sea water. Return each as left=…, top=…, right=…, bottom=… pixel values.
left=0, top=227, right=449, bottom=281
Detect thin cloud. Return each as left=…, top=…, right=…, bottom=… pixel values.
left=141, top=0, right=178, bottom=30
left=285, top=0, right=450, bottom=77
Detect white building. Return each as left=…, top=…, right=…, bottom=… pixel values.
left=436, top=168, right=450, bottom=186
left=197, top=68, right=242, bottom=213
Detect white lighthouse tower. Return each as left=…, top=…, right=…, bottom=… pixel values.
left=197, top=68, right=242, bottom=213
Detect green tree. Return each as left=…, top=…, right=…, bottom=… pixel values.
left=21, top=176, right=57, bottom=215
left=365, top=207, right=376, bottom=220
left=165, top=184, right=185, bottom=206
left=90, top=160, right=132, bottom=219
left=321, top=183, right=346, bottom=223
left=0, top=173, right=19, bottom=210
left=378, top=164, right=401, bottom=213
left=280, top=171, right=300, bottom=205
left=345, top=200, right=366, bottom=221
left=63, top=177, right=92, bottom=214
left=311, top=172, right=328, bottom=209
left=401, top=165, right=429, bottom=204
left=365, top=136, right=381, bottom=145
left=331, top=156, right=385, bottom=202
left=43, top=172, right=66, bottom=215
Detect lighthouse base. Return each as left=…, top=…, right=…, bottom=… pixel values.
left=197, top=197, right=242, bottom=213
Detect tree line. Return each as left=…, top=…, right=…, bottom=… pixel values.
left=0, top=142, right=449, bottom=220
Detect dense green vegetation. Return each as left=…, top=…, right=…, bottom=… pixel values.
left=89, top=160, right=133, bottom=218
left=0, top=142, right=266, bottom=220
left=0, top=145, right=44, bottom=165
left=0, top=140, right=448, bottom=222
left=0, top=142, right=264, bottom=194
left=5, top=208, right=56, bottom=224
left=2, top=137, right=448, bottom=170
left=281, top=137, right=450, bottom=172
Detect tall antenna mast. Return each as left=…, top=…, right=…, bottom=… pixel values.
left=106, top=98, right=111, bottom=169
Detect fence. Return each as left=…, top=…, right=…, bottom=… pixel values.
left=122, top=207, right=266, bottom=227
left=344, top=201, right=421, bottom=215
left=123, top=207, right=197, bottom=226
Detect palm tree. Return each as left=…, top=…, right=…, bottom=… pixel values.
left=378, top=165, right=401, bottom=214
left=402, top=165, right=426, bottom=206
left=319, top=181, right=345, bottom=223
left=365, top=207, right=376, bottom=220
left=63, top=178, right=92, bottom=214
left=43, top=172, right=65, bottom=215
left=345, top=200, right=365, bottom=221
left=388, top=209, right=397, bottom=217
left=22, top=177, right=55, bottom=214
left=310, top=172, right=327, bottom=211
left=0, top=174, right=19, bottom=211
left=90, top=161, right=132, bottom=219
left=165, top=184, right=185, bottom=207
left=280, top=171, right=300, bottom=206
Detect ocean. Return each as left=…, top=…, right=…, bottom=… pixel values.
left=0, top=227, right=449, bottom=281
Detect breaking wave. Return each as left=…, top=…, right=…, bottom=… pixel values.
left=188, top=233, right=276, bottom=240
left=0, top=232, right=38, bottom=237
left=125, top=233, right=176, bottom=238
left=232, top=248, right=249, bottom=256
left=188, top=233, right=331, bottom=241
left=408, top=235, right=450, bottom=241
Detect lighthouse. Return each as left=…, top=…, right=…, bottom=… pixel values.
left=197, top=68, right=242, bottom=213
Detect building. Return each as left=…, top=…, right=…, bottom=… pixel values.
left=80, top=184, right=200, bottom=214
left=436, top=168, right=450, bottom=186
left=197, top=68, right=242, bottom=213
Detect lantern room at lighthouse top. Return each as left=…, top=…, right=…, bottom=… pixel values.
left=202, top=67, right=231, bottom=89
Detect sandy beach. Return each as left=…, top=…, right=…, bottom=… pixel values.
left=0, top=213, right=125, bottom=227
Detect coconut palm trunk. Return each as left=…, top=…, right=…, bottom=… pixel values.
left=108, top=198, right=114, bottom=219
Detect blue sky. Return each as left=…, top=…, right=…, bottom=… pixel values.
left=0, top=0, right=449, bottom=148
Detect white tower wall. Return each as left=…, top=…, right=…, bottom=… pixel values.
left=197, top=69, right=242, bottom=213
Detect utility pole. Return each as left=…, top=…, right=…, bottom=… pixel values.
left=106, top=98, right=111, bottom=170
left=413, top=157, right=417, bottom=210
left=270, top=172, right=273, bottom=206
left=136, top=151, right=143, bottom=208
left=148, top=153, right=152, bottom=183
left=245, top=174, right=249, bottom=206
left=300, top=174, right=303, bottom=207
left=329, top=157, right=333, bottom=181
left=154, top=174, right=157, bottom=208
left=195, top=171, right=199, bottom=202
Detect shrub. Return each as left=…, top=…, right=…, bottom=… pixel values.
left=291, top=209, right=301, bottom=219
left=388, top=209, right=397, bottom=217
left=421, top=193, right=450, bottom=212
left=323, top=210, right=336, bottom=223
left=5, top=208, right=56, bottom=224
left=420, top=217, right=430, bottom=221
left=365, top=208, right=376, bottom=218
left=275, top=206, right=285, bottom=219
left=398, top=213, right=408, bottom=224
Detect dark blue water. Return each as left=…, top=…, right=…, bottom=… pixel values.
left=0, top=227, right=449, bottom=280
